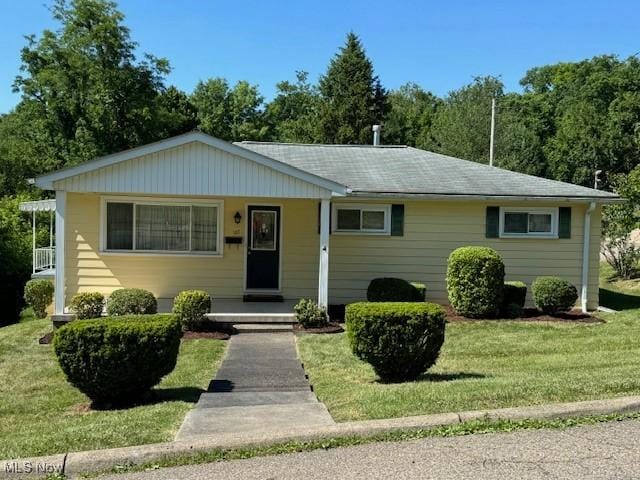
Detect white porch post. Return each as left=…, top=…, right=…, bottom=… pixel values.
left=32, top=212, right=36, bottom=274
left=318, top=198, right=330, bottom=309
left=54, top=191, right=66, bottom=315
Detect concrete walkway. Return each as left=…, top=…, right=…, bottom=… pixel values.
left=176, top=333, right=334, bottom=439
left=104, top=419, right=640, bottom=480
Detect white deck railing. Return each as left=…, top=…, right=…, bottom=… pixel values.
left=34, top=246, right=55, bottom=272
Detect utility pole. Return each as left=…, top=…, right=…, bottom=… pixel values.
left=594, top=169, right=602, bottom=189
left=489, top=96, right=496, bottom=167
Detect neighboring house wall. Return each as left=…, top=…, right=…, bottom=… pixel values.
left=64, top=193, right=601, bottom=309
left=328, top=200, right=601, bottom=310
left=64, top=193, right=320, bottom=301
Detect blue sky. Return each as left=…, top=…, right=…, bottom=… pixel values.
left=1, top=0, right=639, bottom=113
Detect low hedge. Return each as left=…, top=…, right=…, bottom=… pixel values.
left=54, top=314, right=181, bottom=404
left=294, top=299, right=328, bottom=328
left=503, top=281, right=527, bottom=308
left=446, top=246, right=505, bottom=318
left=107, top=288, right=157, bottom=316
left=532, top=277, right=578, bottom=314
left=69, top=292, right=105, bottom=320
left=367, top=278, right=425, bottom=302
left=346, top=302, right=446, bottom=382
left=24, top=279, right=54, bottom=319
left=173, top=290, right=211, bottom=331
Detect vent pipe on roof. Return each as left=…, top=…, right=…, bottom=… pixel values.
left=372, top=125, right=382, bottom=146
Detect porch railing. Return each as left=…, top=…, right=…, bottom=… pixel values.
left=34, top=246, right=55, bottom=272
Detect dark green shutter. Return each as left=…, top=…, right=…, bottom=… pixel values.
left=486, top=206, right=499, bottom=238
left=558, top=207, right=571, bottom=238
left=391, top=204, right=404, bottom=236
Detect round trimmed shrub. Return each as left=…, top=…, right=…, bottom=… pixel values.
left=24, top=279, right=54, bottom=318
left=532, top=277, right=578, bottom=314
left=173, top=290, right=211, bottom=331
left=54, top=314, right=181, bottom=404
left=294, top=299, right=328, bottom=328
left=367, top=278, right=425, bottom=302
left=503, top=281, right=527, bottom=308
left=107, top=288, right=157, bottom=316
left=69, top=292, right=105, bottom=320
left=446, top=246, right=505, bottom=318
left=346, top=302, right=446, bottom=382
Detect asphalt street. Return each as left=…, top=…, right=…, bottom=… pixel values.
left=99, top=419, right=640, bottom=479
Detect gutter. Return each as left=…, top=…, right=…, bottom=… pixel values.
left=581, top=202, right=597, bottom=313
left=347, top=192, right=622, bottom=204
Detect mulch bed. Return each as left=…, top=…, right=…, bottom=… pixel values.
left=293, top=322, right=344, bottom=334
left=182, top=330, right=230, bottom=340
left=443, top=305, right=603, bottom=324
left=39, top=331, right=54, bottom=344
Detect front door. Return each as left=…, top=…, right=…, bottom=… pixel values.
left=246, top=205, right=280, bottom=290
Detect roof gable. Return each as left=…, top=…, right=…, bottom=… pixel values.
left=35, top=131, right=347, bottom=197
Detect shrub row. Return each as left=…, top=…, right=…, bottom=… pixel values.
left=67, top=288, right=213, bottom=331
left=445, top=246, right=578, bottom=317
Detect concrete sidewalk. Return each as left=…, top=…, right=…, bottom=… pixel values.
left=3, top=395, right=640, bottom=478
left=175, top=333, right=334, bottom=439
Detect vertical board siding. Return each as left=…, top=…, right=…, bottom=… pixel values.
left=54, top=142, right=330, bottom=199
left=328, top=201, right=601, bottom=310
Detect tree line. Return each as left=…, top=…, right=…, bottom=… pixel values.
left=3, top=0, right=640, bottom=322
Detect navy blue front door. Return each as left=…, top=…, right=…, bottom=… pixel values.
left=246, top=206, right=280, bottom=289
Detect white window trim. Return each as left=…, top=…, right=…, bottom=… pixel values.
left=499, top=206, right=559, bottom=239
left=100, top=196, right=224, bottom=256
left=331, top=203, right=391, bottom=235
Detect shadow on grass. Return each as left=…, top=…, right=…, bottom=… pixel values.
left=89, top=386, right=205, bottom=411
left=600, top=288, right=640, bottom=311
left=417, top=372, right=486, bottom=383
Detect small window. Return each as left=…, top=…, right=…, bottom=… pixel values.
left=500, top=208, right=557, bottom=237
left=332, top=204, right=390, bottom=234
left=104, top=199, right=222, bottom=254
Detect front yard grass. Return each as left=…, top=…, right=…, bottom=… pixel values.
left=298, top=309, right=640, bottom=422
left=599, top=262, right=640, bottom=310
left=0, top=316, right=226, bottom=459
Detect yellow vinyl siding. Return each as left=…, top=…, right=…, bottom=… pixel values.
left=64, top=193, right=319, bottom=301
left=329, top=201, right=601, bottom=309
left=64, top=194, right=601, bottom=310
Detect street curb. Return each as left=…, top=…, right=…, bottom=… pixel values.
left=3, top=395, right=640, bottom=479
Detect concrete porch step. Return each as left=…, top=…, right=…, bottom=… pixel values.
left=206, top=313, right=296, bottom=324
left=232, top=323, right=294, bottom=333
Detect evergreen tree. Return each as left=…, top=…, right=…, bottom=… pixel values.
left=317, top=33, right=388, bottom=144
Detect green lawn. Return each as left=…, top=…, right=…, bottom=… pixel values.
left=298, top=309, right=640, bottom=422
left=599, top=262, right=640, bottom=311
left=0, top=316, right=226, bottom=459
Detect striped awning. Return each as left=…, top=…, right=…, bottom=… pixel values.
left=19, top=199, right=56, bottom=212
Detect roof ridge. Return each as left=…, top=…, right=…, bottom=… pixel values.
left=236, top=141, right=408, bottom=148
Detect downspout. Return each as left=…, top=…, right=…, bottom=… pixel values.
left=580, top=202, right=597, bottom=313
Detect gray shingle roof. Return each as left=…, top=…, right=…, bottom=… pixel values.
left=235, top=142, right=619, bottom=200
